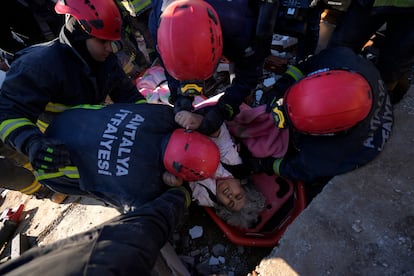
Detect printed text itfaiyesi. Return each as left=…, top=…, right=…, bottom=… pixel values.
left=97, top=109, right=144, bottom=176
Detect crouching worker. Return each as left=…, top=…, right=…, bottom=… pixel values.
left=0, top=188, right=190, bottom=275
left=38, top=103, right=217, bottom=212
left=255, top=47, right=394, bottom=197
left=40, top=103, right=265, bottom=228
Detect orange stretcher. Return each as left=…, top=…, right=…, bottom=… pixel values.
left=204, top=174, right=307, bottom=247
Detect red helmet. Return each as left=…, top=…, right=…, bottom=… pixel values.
left=285, top=70, right=373, bottom=134
left=164, top=129, right=220, bottom=181
left=55, top=0, right=122, bottom=41
left=157, top=0, right=223, bottom=81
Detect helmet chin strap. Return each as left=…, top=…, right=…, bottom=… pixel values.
left=64, top=16, right=91, bottom=41
left=179, top=81, right=204, bottom=96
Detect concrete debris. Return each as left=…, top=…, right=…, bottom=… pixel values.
left=188, top=225, right=203, bottom=239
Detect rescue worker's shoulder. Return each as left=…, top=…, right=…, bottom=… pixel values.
left=11, top=39, right=75, bottom=69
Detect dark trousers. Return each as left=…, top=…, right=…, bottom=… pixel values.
left=328, top=2, right=414, bottom=90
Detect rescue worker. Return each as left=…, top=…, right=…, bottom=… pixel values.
left=253, top=47, right=393, bottom=197
left=327, top=0, right=414, bottom=104
left=0, top=187, right=190, bottom=275
left=0, top=0, right=145, bottom=201
left=149, top=0, right=280, bottom=136
left=39, top=102, right=265, bottom=228
left=38, top=103, right=219, bottom=213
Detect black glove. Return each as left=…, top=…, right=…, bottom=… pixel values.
left=243, top=156, right=282, bottom=176
left=25, top=135, right=71, bottom=173
left=173, top=95, right=194, bottom=114
left=263, top=74, right=297, bottom=113
left=197, top=105, right=224, bottom=135
left=197, top=99, right=239, bottom=135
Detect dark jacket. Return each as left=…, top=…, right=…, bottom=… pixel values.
left=0, top=25, right=144, bottom=154
left=41, top=103, right=178, bottom=213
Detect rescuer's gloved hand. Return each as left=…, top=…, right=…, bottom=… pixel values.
left=198, top=99, right=239, bottom=136
left=244, top=156, right=283, bottom=176
left=263, top=65, right=304, bottom=112
left=25, top=135, right=71, bottom=173
left=263, top=75, right=295, bottom=113
left=173, top=95, right=194, bottom=114
left=197, top=105, right=224, bottom=136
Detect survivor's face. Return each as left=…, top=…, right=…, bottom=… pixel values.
left=216, top=178, right=246, bottom=212
left=86, top=37, right=113, bottom=62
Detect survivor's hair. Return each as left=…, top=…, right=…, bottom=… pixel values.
left=214, top=181, right=266, bottom=229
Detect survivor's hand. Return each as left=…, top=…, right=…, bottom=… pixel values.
left=162, top=171, right=183, bottom=187
left=174, top=110, right=203, bottom=130
left=26, top=136, right=71, bottom=173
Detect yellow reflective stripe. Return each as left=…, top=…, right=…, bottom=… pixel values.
left=36, top=119, right=49, bottom=133
left=35, top=171, right=64, bottom=181
left=181, top=83, right=203, bottom=94
left=131, top=0, right=151, bottom=9
left=374, top=0, right=414, bottom=7
left=23, top=162, right=33, bottom=171
left=71, top=104, right=105, bottom=110
left=38, top=102, right=72, bottom=132
left=285, top=65, right=304, bottom=81
left=271, top=107, right=286, bottom=128
left=60, top=166, right=80, bottom=178
left=0, top=118, right=36, bottom=141
left=273, top=158, right=283, bottom=175
left=44, top=102, right=72, bottom=113
left=35, top=166, right=80, bottom=181
left=19, top=180, right=42, bottom=195
left=135, top=99, right=146, bottom=104
left=120, top=0, right=151, bottom=16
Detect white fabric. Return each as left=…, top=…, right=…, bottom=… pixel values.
left=189, top=124, right=242, bottom=207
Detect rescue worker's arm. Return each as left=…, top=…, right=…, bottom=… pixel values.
left=0, top=64, right=71, bottom=172
left=0, top=53, right=57, bottom=147
left=262, top=65, right=305, bottom=112
left=197, top=45, right=270, bottom=136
